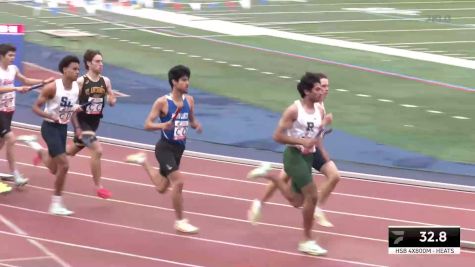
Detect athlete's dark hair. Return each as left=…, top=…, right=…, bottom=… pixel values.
left=58, top=55, right=80, bottom=74
left=297, top=72, right=327, bottom=98
left=83, top=49, right=102, bottom=70
left=0, top=43, right=16, bottom=57
left=168, top=65, right=191, bottom=88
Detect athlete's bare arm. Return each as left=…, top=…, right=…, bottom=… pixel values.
left=15, top=70, right=53, bottom=86
left=144, top=96, right=171, bottom=131
left=186, top=95, right=202, bottom=133
left=104, top=76, right=116, bottom=107
left=32, top=82, right=57, bottom=121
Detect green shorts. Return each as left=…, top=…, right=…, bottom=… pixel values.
left=283, top=146, right=314, bottom=193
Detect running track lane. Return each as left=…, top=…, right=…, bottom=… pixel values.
left=0, top=127, right=473, bottom=267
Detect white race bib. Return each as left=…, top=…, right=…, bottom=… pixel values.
left=86, top=97, right=103, bottom=115
left=174, top=120, right=189, bottom=140
left=0, top=92, right=15, bottom=112
left=58, top=106, right=74, bottom=124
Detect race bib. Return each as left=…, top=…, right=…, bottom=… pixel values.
left=0, top=92, right=15, bottom=112
left=86, top=97, right=103, bottom=115
left=174, top=120, right=189, bottom=140
left=58, top=106, right=74, bottom=124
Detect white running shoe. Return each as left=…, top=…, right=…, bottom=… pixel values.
left=247, top=162, right=272, bottom=179
left=17, top=135, right=43, bottom=151
left=49, top=202, right=74, bottom=216
left=125, top=152, right=146, bottom=165
left=314, top=207, right=334, bottom=227
left=298, top=240, right=328, bottom=256
left=247, top=199, right=262, bottom=225
left=174, top=219, right=199, bottom=234
left=17, top=135, right=37, bottom=142
left=0, top=173, right=14, bottom=181
left=13, top=173, right=29, bottom=187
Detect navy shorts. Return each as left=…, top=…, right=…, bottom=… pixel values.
left=312, top=147, right=330, bottom=171
left=0, top=112, right=13, bottom=138
left=73, top=115, right=100, bottom=147
left=41, top=121, right=67, bottom=157
left=155, top=138, right=185, bottom=178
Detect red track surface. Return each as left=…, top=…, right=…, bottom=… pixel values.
left=0, top=127, right=474, bottom=267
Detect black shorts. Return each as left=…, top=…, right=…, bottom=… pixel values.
left=155, top=138, right=185, bottom=178
left=41, top=121, right=67, bottom=157
left=312, top=147, right=330, bottom=171
left=73, top=115, right=100, bottom=147
left=0, top=112, right=13, bottom=138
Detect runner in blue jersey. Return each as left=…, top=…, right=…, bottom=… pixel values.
left=125, top=65, right=202, bottom=234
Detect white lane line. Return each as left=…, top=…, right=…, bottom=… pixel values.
left=6, top=155, right=475, bottom=216
left=452, top=116, right=470, bottom=120
left=426, top=110, right=443, bottom=114
left=0, top=227, right=206, bottom=267
left=0, top=256, right=52, bottom=263
left=14, top=122, right=475, bottom=196
left=0, top=215, right=70, bottom=267
left=0, top=205, right=389, bottom=267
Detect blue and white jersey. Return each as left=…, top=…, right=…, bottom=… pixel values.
left=161, top=94, right=190, bottom=146
left=44, top=79, right=79, bottom=124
